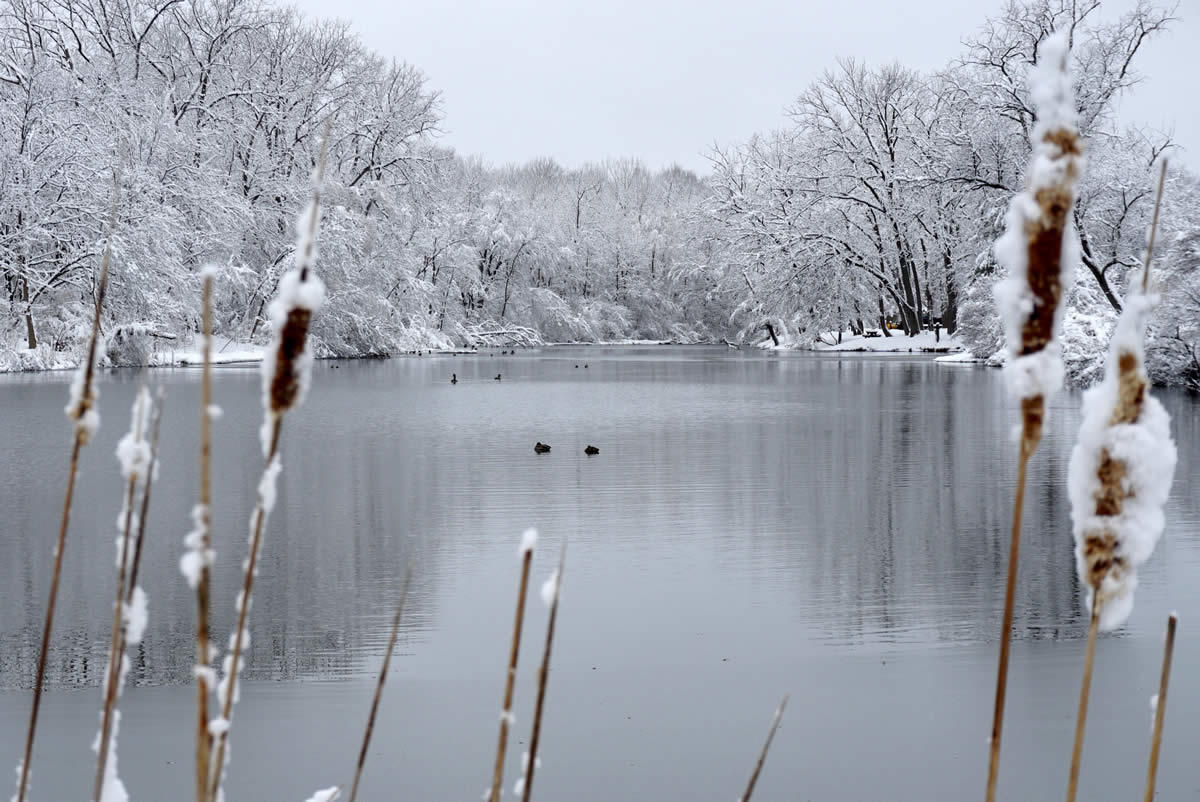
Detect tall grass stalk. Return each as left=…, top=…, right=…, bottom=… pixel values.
left=519, top=547, right=565, bottom=802
left=208, top=141, right=329, bottom=802
left=738, top=695, right=789, bottom=802
left=127, top=388, right=165, bottom=596
left=1065, top=605, right=1100, bottom=802
left=192, top=270, right=216, bottom=802
left=1143, top=613, right=1177, bottom=802
left=489, top=532, right=536, bottom=802
left=14, top=233, right=113, bottom=802
left=346, top=568, right=412, bottom=802
left=92, top=387, right=153, bottom=802
left=986, top=33, right=1082, bottom=800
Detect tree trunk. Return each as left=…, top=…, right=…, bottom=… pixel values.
left=942, top=248, right=958, bottom=334
left=765, top=322, right=779, bottom=346
left=878, top=296, right=892, bottom=337
left=23, top=277, right=37, bottom=349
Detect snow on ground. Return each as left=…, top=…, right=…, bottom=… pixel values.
left=0, top=343, right=80, bottom=372
left=762, top=330, right=963, bottom=354
left=149, top=336, right=263, bottom=367
left=934, top=351, right=984, bottom=365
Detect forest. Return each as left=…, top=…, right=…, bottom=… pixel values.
left=1, top=0, right=1197, bottom=387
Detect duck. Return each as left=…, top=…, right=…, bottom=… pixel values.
left=584, top=445, right=599, bottom=455
left=494, top=373, right=502, bottom=381
left=584, top=364, right=589, bottom=368
left=534, top=442, right=551, bottom=454
left=451, top=373, right=457, bottom=384
left=575, top=364, right=579, bottom=368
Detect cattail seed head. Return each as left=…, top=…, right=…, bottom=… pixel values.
left=994, top=32, right=1083, bottom=403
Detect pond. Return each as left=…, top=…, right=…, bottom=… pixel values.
left=1, top=346, right=1198, bottom=801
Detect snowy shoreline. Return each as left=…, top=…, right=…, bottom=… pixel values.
left=0, top=334, right=989, bottom=374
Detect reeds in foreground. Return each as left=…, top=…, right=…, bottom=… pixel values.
left=92, top=386, right=155, bottom=802
left=1064, top=161, right=1175, bottom=802
left=346, top=568, right=412, bottom=802
left=1143, top=613, right=1177, bottom=802
left=488, top=529, right=538, bottom=802
left=517, top=547, right=565, bottom=802
left=180, top=267, right=219, bottom=802
left=985, top=31, right=1083, bottom=802
left=737, top=695, right=789, bottom=802
left=13, top=233, right=113, bottom=802
left=207, top=148, right=329, bottom=802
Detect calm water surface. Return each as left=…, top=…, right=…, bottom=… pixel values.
left=1, top=347, right=1198, bottom=801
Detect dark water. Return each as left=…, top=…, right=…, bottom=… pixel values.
left=1, top=347, right=1198, bottom=801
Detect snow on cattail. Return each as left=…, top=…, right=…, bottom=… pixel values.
left=519, top=527, right=538, bottom=556
left=1067, top=284, right=1176, bottom=630
left=993, top=31, right=1083, bottom=432
left=63, top=253, right=111, bottom=445
left=259, top=180, right=327, bottom=456
left=211, top=144, right=330, bottom=802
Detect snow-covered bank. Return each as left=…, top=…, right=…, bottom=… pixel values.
left=149, top=336, right=264, bottom=366
left=760, top=331, right=965, bottom=354
left=934, top=351, right=986, bottom=366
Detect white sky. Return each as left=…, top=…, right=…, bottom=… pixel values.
left=293, top=0, right=1197, bottom=174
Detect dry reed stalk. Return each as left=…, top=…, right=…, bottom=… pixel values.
left=1143, top=613, right=1177, bottom=802
left=488, top=539, right=536, bottom=802
left=209, top=139, right=329, bottom=802
left=1065, top=604, right=1100, bottom=802
left=738, top=695, right=789, bottom=802
left=193, top=272, right=215, bottom=802
left=346, top=568, right=412, bottom=802
left=1065, top=162, right=1169, bottom=802
left=207, top=415, right=283, bottom=802
left=520, top=547, right=565, bottom=802
left=1142, top=160, right=1167, bottom=294
left=93, top=387, right=153, bottom=802
left=127, top=387, right=165, bottom=595
left=986, top=35, right=1083, bottom=801
left=14, top=236, right=112, bottom=802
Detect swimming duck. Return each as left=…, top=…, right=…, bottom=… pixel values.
left=494, top=373, right=502, bottom=381
left=534, top=442, right=551, bottom=454
left=451, top=373, right=457, bottom=384
left=584, top=445, right=599, bottom=455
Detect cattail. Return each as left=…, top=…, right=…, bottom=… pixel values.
left=1067, top=285, right=1175, bottom=631
left=14, top=228, right=112, bottom=802
left=209, top=140, right=329, bottom=802
left=1068, top=160, right=1173, bottom=632
left=986, top=31, right=1084, bottom=802
left=1064, top=163, right=1174, bottom=802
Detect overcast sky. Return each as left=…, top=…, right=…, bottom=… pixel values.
left=293, top=0, right=1196, bottom=174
